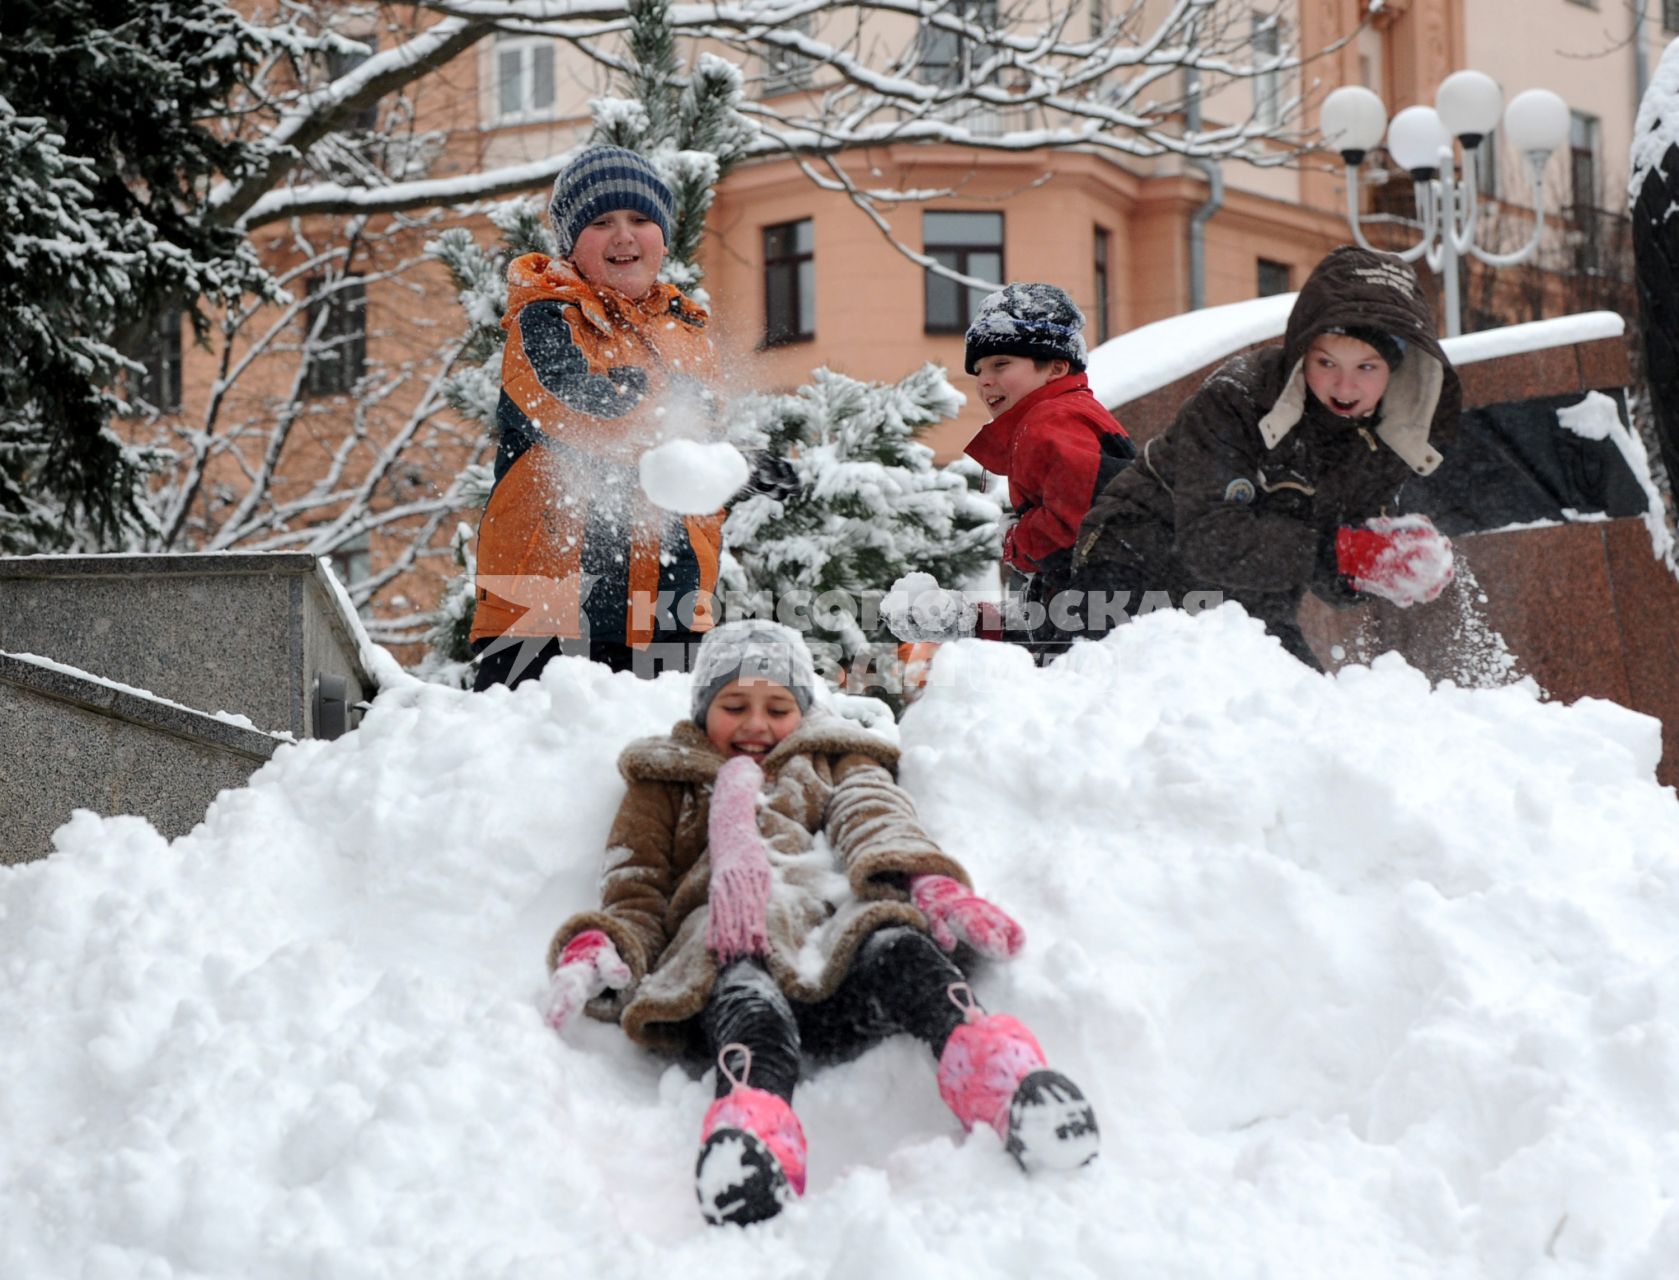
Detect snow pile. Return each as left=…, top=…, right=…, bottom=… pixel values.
left=6, top=607, right=1679, bottom=1278
left=640, top=439, right=749, bottom=515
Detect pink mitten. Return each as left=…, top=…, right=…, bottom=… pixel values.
left=1335, top=514, right=1455, bottom=607
left=910, top=874, right=1026, bottom=959
left=708, top=756, right=774, bottom=962
left=544, top=930, right=631, bottom=1030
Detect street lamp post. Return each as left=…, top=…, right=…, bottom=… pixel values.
left=1319, top=71, right=1572, bottom=337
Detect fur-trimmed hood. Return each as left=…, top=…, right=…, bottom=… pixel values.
left=617, top=710, right=900, bottom=787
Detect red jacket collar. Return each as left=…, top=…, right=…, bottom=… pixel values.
left=965, top=371, right=1091, bottom=473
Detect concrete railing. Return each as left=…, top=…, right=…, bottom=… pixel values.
left=0, top=553, right=377, bottom=862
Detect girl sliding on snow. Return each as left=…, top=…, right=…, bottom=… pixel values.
left=542, top=620, right=1099, bottom=1225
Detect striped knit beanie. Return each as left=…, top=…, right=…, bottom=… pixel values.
left=548, top=145, right=674, bottom=258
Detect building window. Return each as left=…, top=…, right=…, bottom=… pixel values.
left=763, top=219, right=815, bottom=345
left=121, top=309, right=183, bottom=414
left=1256, top=258, right=1291, bottom=297
left=1093, top=227, right=1111, bottom=345
left=1473, top=130, right=1498, bottom=200
left=304, top=276, right=367, bottom=397
left=917, top=0, right=998, bottom=87
left=328, top=39, right=380, bottom=131
left=923, top=211, right=1003, bottom=333
left=1569, top=110, right=1600, bottom=215
left=1667, top=0, right=1679, bottom=32
left=1253, top=13, right=1282, bottom=126
left=494, top=34, right=556, bottom=121
left=763, top=13, right=814, bottom=93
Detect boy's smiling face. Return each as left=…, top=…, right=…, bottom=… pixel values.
left=1303, top=332, right=1392, bottom=419
left=704, top=676, right=804, bottom=759
left=973, top=354, right=1070, bottom=420
left=571, top=208, right=666, bottom=299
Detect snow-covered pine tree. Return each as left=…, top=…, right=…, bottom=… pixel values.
left=0, top=0, right=284, bottom=552
left=421, top=0, right=748, bottom=677
left=722, top=365, right=1003, bottom=691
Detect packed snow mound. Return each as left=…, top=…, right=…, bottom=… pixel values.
left=5, top=604, right=1679, bottom=1279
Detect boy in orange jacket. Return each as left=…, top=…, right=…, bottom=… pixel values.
left=961, top=283, right=1134, bottom=661
left=472, top=145, right=723, bottom=690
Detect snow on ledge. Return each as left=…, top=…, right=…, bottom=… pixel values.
left=1088, top=297, right=1625, bottom=409
left=1439, top=312, right=1625, bottom=366
left=1, top=649, right=291, bottom=740
left=1087, top=293, right=1295, bottom=408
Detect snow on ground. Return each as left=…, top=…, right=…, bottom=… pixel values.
left=5, top=606, right=1679, bottom=1279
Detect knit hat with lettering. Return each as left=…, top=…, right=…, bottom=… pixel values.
left=963, top=282, right=1088, bottom=375
left=690, top=621, right=818, bottom=727
left=548, top=145, right=674, bottom=258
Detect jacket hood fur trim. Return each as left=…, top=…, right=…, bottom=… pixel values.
left=617, top=710, right=900, bottom=786
left=1257, top=350, right=1446, bottom=476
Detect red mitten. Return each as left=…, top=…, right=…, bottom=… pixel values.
left=544, top=929, right=631, bottom=1030
left=909, top=874, right=1026, bottom=960
left=1335, top=514, right=1455, bottom=607
left=708, top=756, right=774, bottom=962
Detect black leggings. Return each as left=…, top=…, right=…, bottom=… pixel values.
left=696, top=927, right=971, bottom=1102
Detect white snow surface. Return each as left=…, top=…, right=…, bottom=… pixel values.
left=640, top=438, right=749, bottom=514
left=1087, top=293, right=1296, bottom=408
left=1555, top=391, right=1676, bottom=562
left=7, top=607, right=1679, bottom=1278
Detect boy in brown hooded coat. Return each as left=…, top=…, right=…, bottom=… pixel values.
left=1070, top=245, right=1460, bottom=667
left=542, top=621, right=1099, bottom=1226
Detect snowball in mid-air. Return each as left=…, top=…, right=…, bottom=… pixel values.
left=639, top=439, right=750, bottom=514
left=882, top=571, right=977, bottom=643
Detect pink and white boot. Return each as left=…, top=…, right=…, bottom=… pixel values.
left=695, top=1045, right=808, bottom=1226
left=936, top=985, right=1100, bottom=1172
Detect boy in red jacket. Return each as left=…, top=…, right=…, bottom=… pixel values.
left=961, top=283, right=1133, bottom=661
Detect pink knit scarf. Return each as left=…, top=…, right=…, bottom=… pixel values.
left=707, top=755, right=773, bottom=961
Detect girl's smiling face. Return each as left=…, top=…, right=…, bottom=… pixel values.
left=1303, top=332, right=1393, bottom=419
left=704, top=677, right=804, bottom=759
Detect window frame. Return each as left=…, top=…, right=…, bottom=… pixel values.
left=762, top=13, right=815, bottom=94
left=1093, top=226, right=1112, bottom=345
left=491, top=32, right=557, bottom=123
left=922, top=210, right=1004, bottom=335
left=120, top=308, right=184, bottom=415
left=762, top=218, right=816, bottom=347
left=1569, top=109, right=1600, bottom=216
left=1472, top=130, right=1498, bottom=201
left=303, top=275, right=368, bottom=398
left=327, top=38, right=380, bottom=131
left=1252, top=12, right=1282, bottom=127
left=916, top=0, right=999, bottom=87
left=1256, top=258, right=1291, bottom=298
